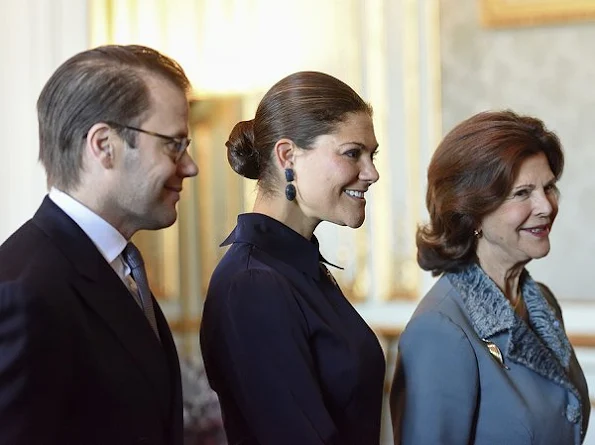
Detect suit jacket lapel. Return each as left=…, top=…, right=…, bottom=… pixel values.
left=32, top=197, right=172, bottom=421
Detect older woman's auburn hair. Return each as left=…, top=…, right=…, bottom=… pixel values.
left=417, top=110, right=564, bottom=276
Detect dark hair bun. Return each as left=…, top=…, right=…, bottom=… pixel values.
left=226, top=120, right=260, bottom=179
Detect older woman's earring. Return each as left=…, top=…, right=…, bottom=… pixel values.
left=285, top=168, right=296, bottom=201
left=473, top=229, right=483, bottom=239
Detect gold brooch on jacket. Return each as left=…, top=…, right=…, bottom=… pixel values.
left=482, top=339, right=510, bottom=370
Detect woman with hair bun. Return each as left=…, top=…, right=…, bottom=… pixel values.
left=390, top=110, right=590, bottom=445
left=200, top=71, right=385, bottom=445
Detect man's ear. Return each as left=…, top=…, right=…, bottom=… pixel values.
left=273, top=138, right=297, bottom=169
left=85, top=122, right=117, bottom=169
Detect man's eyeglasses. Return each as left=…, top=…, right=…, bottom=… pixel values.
left=107, top=122, right=191, bottom=163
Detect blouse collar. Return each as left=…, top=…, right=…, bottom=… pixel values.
left=221, top=213, right=342, bottom=280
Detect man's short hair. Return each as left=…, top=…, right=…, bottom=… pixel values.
left=37, top=44, right=191, bottom=190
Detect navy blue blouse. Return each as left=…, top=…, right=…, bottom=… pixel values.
left=200, top=213, right=385, bottom=445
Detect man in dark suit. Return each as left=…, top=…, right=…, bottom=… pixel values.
left=0, top=45, right=198, bottom=445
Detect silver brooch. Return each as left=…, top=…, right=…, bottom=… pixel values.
left=482, top=339, right=509, bottom=370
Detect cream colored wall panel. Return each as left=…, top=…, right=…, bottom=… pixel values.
left=0, top=0, right=88, bottom=243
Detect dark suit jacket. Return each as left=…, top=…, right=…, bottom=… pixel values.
left=0, top=197, right=183, bottom=445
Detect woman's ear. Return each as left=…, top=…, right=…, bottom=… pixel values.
left=85, top=122, right=117, bottom=169
left=273, top=138, right=297, bottom=169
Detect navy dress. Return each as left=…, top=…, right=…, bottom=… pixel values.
left=200, top=213, right=386, bottom=445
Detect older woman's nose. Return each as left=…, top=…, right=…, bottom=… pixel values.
left=534, top=190, right=555, bottom=217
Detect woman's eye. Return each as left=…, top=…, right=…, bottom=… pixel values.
left=345, top=149, right=360, bottom=158
left=513, top=189, right=529, bottom=198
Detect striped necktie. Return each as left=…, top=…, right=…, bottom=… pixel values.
left=122, top=242, right=161, bottom=342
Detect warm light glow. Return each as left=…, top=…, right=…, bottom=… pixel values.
left=90, top=0, right=362, bottom=96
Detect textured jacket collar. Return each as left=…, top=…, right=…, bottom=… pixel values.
left=446, top=263, right=582, bottom=424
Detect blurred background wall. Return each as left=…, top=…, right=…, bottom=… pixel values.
left=2, top=0, right=595, bottom=443
left=0, top=0, right=88, bottom=249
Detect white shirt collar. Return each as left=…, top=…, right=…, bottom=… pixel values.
left=48, top=188, right=128, bottom=264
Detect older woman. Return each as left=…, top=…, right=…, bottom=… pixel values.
left=390, top=110, right=590, bottom=445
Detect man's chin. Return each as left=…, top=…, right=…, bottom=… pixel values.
left=143, top=209, right=178, bottom=231
left=161, top=212, right=178, bottom=229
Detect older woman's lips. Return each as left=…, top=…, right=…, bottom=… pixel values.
left=520, top=225, right=550, bottom=238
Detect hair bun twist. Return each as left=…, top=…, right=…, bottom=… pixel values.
left=226, top=120, right=260, bottom=179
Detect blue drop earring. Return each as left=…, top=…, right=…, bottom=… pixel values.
left=285, top=168, right=296, bottom=201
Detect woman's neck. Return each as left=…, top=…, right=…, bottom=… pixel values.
left=477, top=258, right=526, bottom=306
left=252, top=192, right=319, bottom=239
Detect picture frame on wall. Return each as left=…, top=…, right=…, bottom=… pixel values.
left=479, top=0, right=595, bottom=28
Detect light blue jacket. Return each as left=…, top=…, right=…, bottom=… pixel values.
left=390, top=264, right=590, bottom=445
